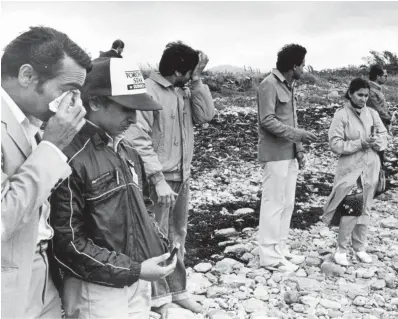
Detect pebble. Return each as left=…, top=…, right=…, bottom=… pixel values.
left=319, top=299, right=341, bottom=309
left=283, top=290, right=299, bottom=304
left=214, top=228, right=238, bottom=238
left=242, top=298, right=267, bottom=313
left=320, top=261, right=345, bottom=277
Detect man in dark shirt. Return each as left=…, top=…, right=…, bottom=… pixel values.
left=99, top=39, right=124, bottom=58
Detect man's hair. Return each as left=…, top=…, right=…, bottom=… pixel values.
left=112, top=39, right=124, bottom=49
left=1, top=26, right=92, bottom=84
left=276, top=44, right=307, bottom=73
left=369, top=64, right=384, bottom=81
left=158, top=41, right=199, bottom=77
left=344, top=78, right=370, bottom=99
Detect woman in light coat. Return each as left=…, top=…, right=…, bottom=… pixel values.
left=322, top=78, right=388, bottom=266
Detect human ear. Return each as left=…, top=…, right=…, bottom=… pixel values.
left=18, top=64, right=39, bottom=88
left=89, top=98, right=101, bottom=111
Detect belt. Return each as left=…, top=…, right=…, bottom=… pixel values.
left=36, top=240, right=48, bottom=254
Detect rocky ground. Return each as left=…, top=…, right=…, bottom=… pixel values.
left=158, top=77, right=398, bottom=319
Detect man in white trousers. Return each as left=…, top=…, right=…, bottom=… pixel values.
left=257, top=44, right=317, bottom=272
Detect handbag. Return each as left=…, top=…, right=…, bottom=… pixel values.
left=330, top=192, right=364, bottom=226
left=369, top=110, right=387, bottom=196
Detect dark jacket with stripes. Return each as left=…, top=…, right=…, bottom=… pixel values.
left=50, top=122, right=168, bottom=288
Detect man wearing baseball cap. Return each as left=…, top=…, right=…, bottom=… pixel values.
left=50, top=57, right=177, bottom=318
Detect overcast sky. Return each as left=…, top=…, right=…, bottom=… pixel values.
left=1, top=1, right=398, bottom=72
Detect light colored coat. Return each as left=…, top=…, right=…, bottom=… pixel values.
left=1, top=98, right=71, bottom=318
left=125, top=72, right=215, bottom=184
left=322, top=103, right=388, bottom=226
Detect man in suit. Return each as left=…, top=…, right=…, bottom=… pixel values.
left=1, top=26, right=92, bottom=319
left=99, top=39, right=124, bottom=58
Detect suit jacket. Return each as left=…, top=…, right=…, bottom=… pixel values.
left=99, top=49, right=123, bottom=58
left=1, top=97, right=71, bottom=318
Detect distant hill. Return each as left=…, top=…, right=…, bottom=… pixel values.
left=207, top=65, right=247, bottom=74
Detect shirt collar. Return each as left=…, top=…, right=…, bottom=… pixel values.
left=84, top=120, right=124, bottom=151
left=149, top=72, right=173, bottom=88
left=112, top=48, right=119, bottom=53
left=272, top=68, right=294, bottom=90
left=1, top=87, right=26, bottom=124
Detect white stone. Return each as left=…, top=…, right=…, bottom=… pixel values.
left=214, top=228, right=238, bottom=238
left=319, top=299, right=341, bottom=309
left=253, top=286, right=269, bottom=301
left=194, top=262, right=213, bottom=273
left=224, top=244, right=249, bottom=255
left=186, top=273, right=212, bottom=295
left=242, top=298, right=267, bottom=313
left=234, top=208, right=255, bottom=216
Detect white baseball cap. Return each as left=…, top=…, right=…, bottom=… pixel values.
left=82, top=57, right=162, bottom=111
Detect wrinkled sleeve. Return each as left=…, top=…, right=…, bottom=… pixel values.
left=125, top=111, right=165, bottom=185
left=258, top=81, right=305, bottom=142
left=50, top=169, right=142, bottom=288
left=1, top=142, right=71, bottom=240
left=368, top=89, right=392, bottom=124
left=371, top=110, right=388, bottom=151
left=190, top=79, right=215, bottom=124
left=329, top=110, right=363, bottom=155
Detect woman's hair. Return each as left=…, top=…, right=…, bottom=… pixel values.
left=344, top=78, right=370, bottom=99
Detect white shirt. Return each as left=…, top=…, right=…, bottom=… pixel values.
left=1, top=87, right=67, bottom=244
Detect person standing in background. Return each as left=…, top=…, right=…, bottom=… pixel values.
left=257, top=44, right=317, bottom=272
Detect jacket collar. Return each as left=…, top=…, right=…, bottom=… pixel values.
left=1, top=88, right=31, bottom=158
left=369, top=80, right=382, bottom=92
left=79, top=120, right=124, bottom=150
left=149, top=72, right=173, bottom=88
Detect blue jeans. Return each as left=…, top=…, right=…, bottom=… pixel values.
left=150, top=179, right=190, bottom=307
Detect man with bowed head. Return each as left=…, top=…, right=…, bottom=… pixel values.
left=126, top=41, right=215, bottom=314
left=1, top=26, right=91, bottom=318
left=50, top=57, right=178, bottom=318
left=257, top=44, right=317, bottom=273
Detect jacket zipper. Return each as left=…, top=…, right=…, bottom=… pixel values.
left=115, top=147, right=137, bottom=259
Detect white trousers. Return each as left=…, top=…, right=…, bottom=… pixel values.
left=258, top=159, right=299, bottom=267
left=62, top=276, right=151, bottom=319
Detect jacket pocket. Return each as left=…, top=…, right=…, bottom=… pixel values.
left=86, top=170, right=120, bottom=202
left=276, top=88, right=291, bottom=104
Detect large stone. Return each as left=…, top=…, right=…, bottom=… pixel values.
left=381, top=218, right=398, bottom=229
left=321, top=261, right=345, bottom=277
left=234, top=208, right=255, bottom=216
left=214, top=228, right=238, bottom=238
left=211, top=258, right=242, bottom=276
left=224, top=244, right=249, bottom=255
left=242, top=298, right=267, bottom=313
left=207, top=309, right=233, bottom=319
left=328, top=91, right=339, bottom=99
left=186, top=273, right=212, bottom=295
left=293, top=303, right=305, bottom=313
left=301, top=295, right=319, bottom=308
left=194, top=262, right=213, bottom=273
left=319, top=299, right=341, bottom=309
left=353, top=296, right=369, bottom=306
left=206, top=286, right=229, bottom=298
left=306, top=256, right=322, bottom=266
left=371, top=279, right=386, bottom=290
left=253, top=286, right=269, bottom=301
left=289, top=277, right=323, bottom=292
left=220, top=274, right=248, bottom=288
left=163, top=308, right=197, bottom=319
left=284, top=290, right=299, bottom=304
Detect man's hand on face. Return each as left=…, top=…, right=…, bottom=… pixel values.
left=155, top=179, right=178, bottom=208
left=42, top=91, right=86, bottom=151
left=139, top=253, right=177, bottom=282
left=191, top=51, right=209, bottom=82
